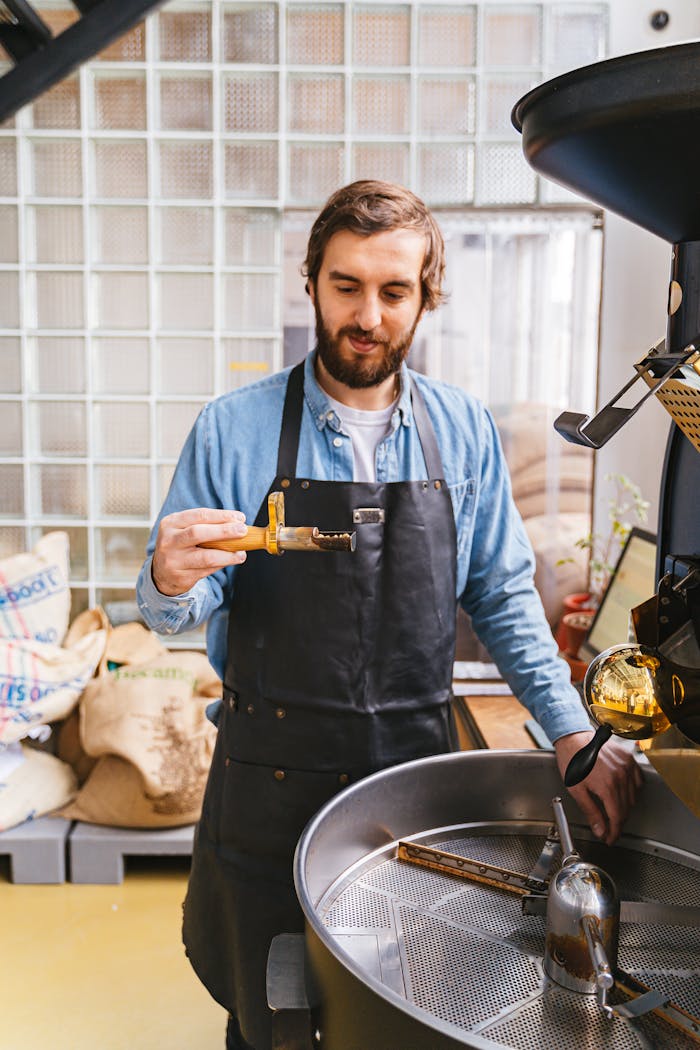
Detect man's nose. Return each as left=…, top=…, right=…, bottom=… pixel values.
left=355, top=294, right=382, bottom=332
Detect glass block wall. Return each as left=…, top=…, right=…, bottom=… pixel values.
left=0, top=0, right=607, bottom=637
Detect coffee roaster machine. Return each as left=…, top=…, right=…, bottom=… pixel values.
left=2, top=15, right=697, bottom=1048
left=272, top=42, right=700, bottom=1050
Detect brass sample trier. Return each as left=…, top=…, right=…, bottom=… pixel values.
left=199, top=491, right=356, bottom=556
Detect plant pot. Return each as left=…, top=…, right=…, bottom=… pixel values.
left=562, top=592, right=595, bottom=614
left=555, top=593, right=596, bottom=650
left=561, top=609, right=595, bottom=659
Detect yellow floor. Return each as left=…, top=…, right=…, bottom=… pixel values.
left=0, top=857, right=227, bottom=1050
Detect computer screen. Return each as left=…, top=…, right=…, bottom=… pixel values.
left=580, top=527, right=658, bottom=662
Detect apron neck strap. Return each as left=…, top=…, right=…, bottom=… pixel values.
left=277, top=362, right=305, bottom=479
left=276, top=360, right=446, bottom=480
left=409, top=376, right=444, bottom=480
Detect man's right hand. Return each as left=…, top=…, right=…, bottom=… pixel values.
left=151, top=508, right=249, bottom=596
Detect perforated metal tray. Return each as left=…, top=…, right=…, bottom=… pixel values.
left=295, top=751, right=700, bottom=1050
left=317, top=825, right=699, bottom=1049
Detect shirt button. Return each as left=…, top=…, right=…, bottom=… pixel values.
left=333, top=437, right=342, bottom=448
left=274, top=769, right=286, bottom=781
left=338, top=773, right=349, bottom=786
left=246, top=703, right=255, bottom=715
left=275, top=707, right=286, bottom=719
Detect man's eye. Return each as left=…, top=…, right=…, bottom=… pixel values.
left=384, top=291, right=405, bottom=302
left=336, top=285, right=356, bottom=294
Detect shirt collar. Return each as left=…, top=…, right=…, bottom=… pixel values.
left=303, top=350, right=414, bottom=431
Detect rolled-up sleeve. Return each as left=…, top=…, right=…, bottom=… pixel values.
left=135, top=403, right=233, bottom=639
left=459, top=408, right=590, bottom=743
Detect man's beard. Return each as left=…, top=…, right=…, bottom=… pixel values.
left=314, top=300, right=420, bottom=389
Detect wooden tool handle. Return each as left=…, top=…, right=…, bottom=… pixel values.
left=199, top=526, right=269, bottom=552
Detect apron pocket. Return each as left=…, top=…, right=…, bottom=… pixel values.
left=218, top=758, right=349, bottom=862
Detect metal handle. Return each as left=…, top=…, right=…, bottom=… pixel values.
left=581, top=914, right=615, bottom=1013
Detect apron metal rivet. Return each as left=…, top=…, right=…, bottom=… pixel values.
left=228, top=696, right=237, bottom=711
left=422, top=481, right=428, bottom=490
left=225, top=757, right=231, bottom=767
left=246, top=703, right=255, bottom=715
left=338, top=773, right=349, bottom=785
left=301, top=479, right=310, bottom=489
left=275, top=707, right=286, bottom=719
left=434, top=480, right=442, bottom=489
left=281, top=478, right=290, bottom=488
left=274, top=769, right=286, bottom=781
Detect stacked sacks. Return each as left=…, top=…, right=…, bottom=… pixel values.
left=58, top=622, right=219, bottom=828
left=0, top=533, right=107, bottom=831
left=0, top=531, right=219, bottom=832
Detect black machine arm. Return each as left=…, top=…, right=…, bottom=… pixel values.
left=554, top=336, right=700, bottom=449
left=0, top=0, right=166, bottom=124
left=0, top=1, right=51, bottom=61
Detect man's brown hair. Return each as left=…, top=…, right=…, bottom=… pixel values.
left=302, top=180, right=447, bottom=311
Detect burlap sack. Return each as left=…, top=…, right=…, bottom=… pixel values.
left=54, top=709, right=97, bottom=786
left=0, top=531, right=71, bottom=644
left=0, top=607, right=107, bottom=745
left=0, top=745, right=77, bottom=832
left=103, top=621, right=167, bottom=667
left=56, top=621, right=168, bottom=783
left=59, top=753, right=207, bottom=828
left=60, top=649, right=220, bottom=828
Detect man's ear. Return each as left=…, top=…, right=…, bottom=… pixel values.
left=306, top=279, right=316, bottom=305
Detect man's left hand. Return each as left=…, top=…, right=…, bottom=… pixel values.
left=553, top=730, right=643, bottom=846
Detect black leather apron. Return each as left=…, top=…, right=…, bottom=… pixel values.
left=183, top=363, right=459, bottom=1049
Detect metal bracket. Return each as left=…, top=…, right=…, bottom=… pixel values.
left=612, top=989, right=669, bottom=1019
left=524, top=824, right=560, bottom=891
left=614, top=971, right=700, bottom=1041
left=266, top=934, right=315, bottom=1050
left=352, top=508, right=385, bottom=524
left=553, top=336, right=700, bottom=448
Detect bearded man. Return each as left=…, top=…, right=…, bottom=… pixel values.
left=136, top=180, right=640, bottom=1050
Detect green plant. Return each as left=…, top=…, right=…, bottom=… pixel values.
left=559, top=472, right=650, bottom=606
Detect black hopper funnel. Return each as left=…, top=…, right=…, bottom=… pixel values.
left=512, top=42, right=700, bottom=245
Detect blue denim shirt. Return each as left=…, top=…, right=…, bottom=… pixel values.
left=136, top=352, right=589, bottom=743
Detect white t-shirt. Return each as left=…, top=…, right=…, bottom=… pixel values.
left=325, top=393, right=398, bottom=482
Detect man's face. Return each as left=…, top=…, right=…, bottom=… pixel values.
left=309, top=228, right=426, bottom=389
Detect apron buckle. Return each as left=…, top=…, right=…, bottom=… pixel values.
left=352, top=507, right=385, bottom=524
